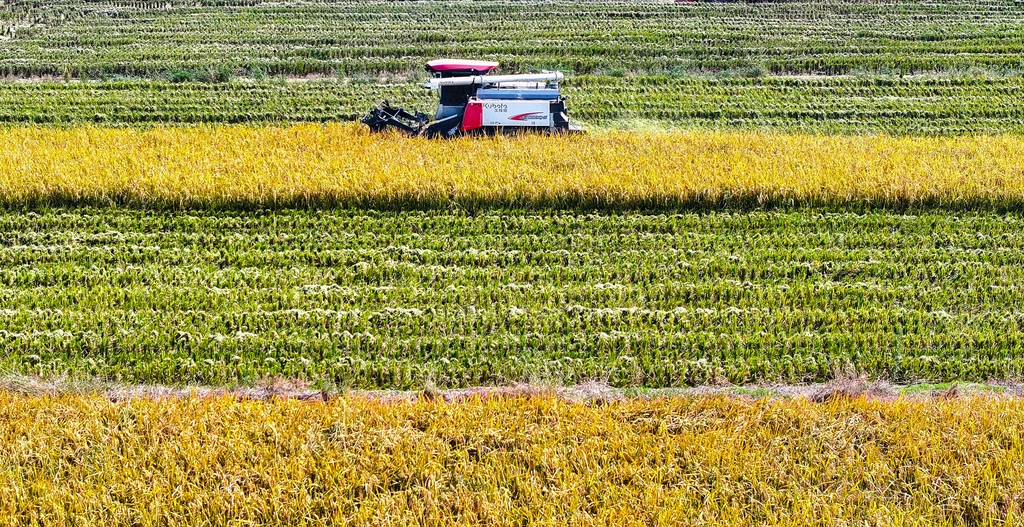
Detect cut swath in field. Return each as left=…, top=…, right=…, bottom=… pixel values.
left=2, top=0, right=1023, bottom=79
left=4, top=208, right=1023, bottom=387
left=5, top=77, right=1023, bottom=134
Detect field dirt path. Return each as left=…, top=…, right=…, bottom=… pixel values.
left=4, top=375, right=1020, bottom=403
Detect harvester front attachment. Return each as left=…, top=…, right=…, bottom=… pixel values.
left=360, top=100, right=429, bottom=136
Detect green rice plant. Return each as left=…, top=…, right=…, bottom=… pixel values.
left=1, top=0, right=1022, bottom=79
left=1, top=207, right=1023, bottom=387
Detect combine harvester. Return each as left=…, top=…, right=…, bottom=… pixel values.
left=362, top=59, right=580, bottom=138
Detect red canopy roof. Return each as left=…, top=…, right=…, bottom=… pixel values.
left=425, top=59, right=499, bottom=73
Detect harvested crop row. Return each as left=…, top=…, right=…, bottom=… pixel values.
left=3, top=0, right=1023, bottom=78
left=1, top=124, right=1022, bottom=209
left=4, top=208, right=1024, bottom=387
left=0, top=393, right=1020, bottom=525
left=4, top=76, right=1023, bottom=134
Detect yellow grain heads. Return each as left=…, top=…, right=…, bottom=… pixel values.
left=0, top=124, right=1021, bottom=208
left=0, top=393, right=1021, bottom=525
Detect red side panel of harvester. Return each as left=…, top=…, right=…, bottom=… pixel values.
left=461, top=102, right=484, bottom=132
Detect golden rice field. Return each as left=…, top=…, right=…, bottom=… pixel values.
left=5, top=125, right=1024, bottom=525
left=0, top=393, right=1019, bottom=525
left=2, top=124, right=1022, bottom=208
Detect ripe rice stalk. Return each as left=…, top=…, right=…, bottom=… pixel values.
left=0, top=393, right=1021, bottom=525
left=0, top=124, right=1021, bottom=209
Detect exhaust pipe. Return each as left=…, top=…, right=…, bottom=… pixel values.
left=426, top=72, right=564, bottom=89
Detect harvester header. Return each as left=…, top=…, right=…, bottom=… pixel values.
left=362, top=59, right=579, bottom=138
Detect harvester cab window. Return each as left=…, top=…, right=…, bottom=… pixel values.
left=437, top=83, right=476, bottom=107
